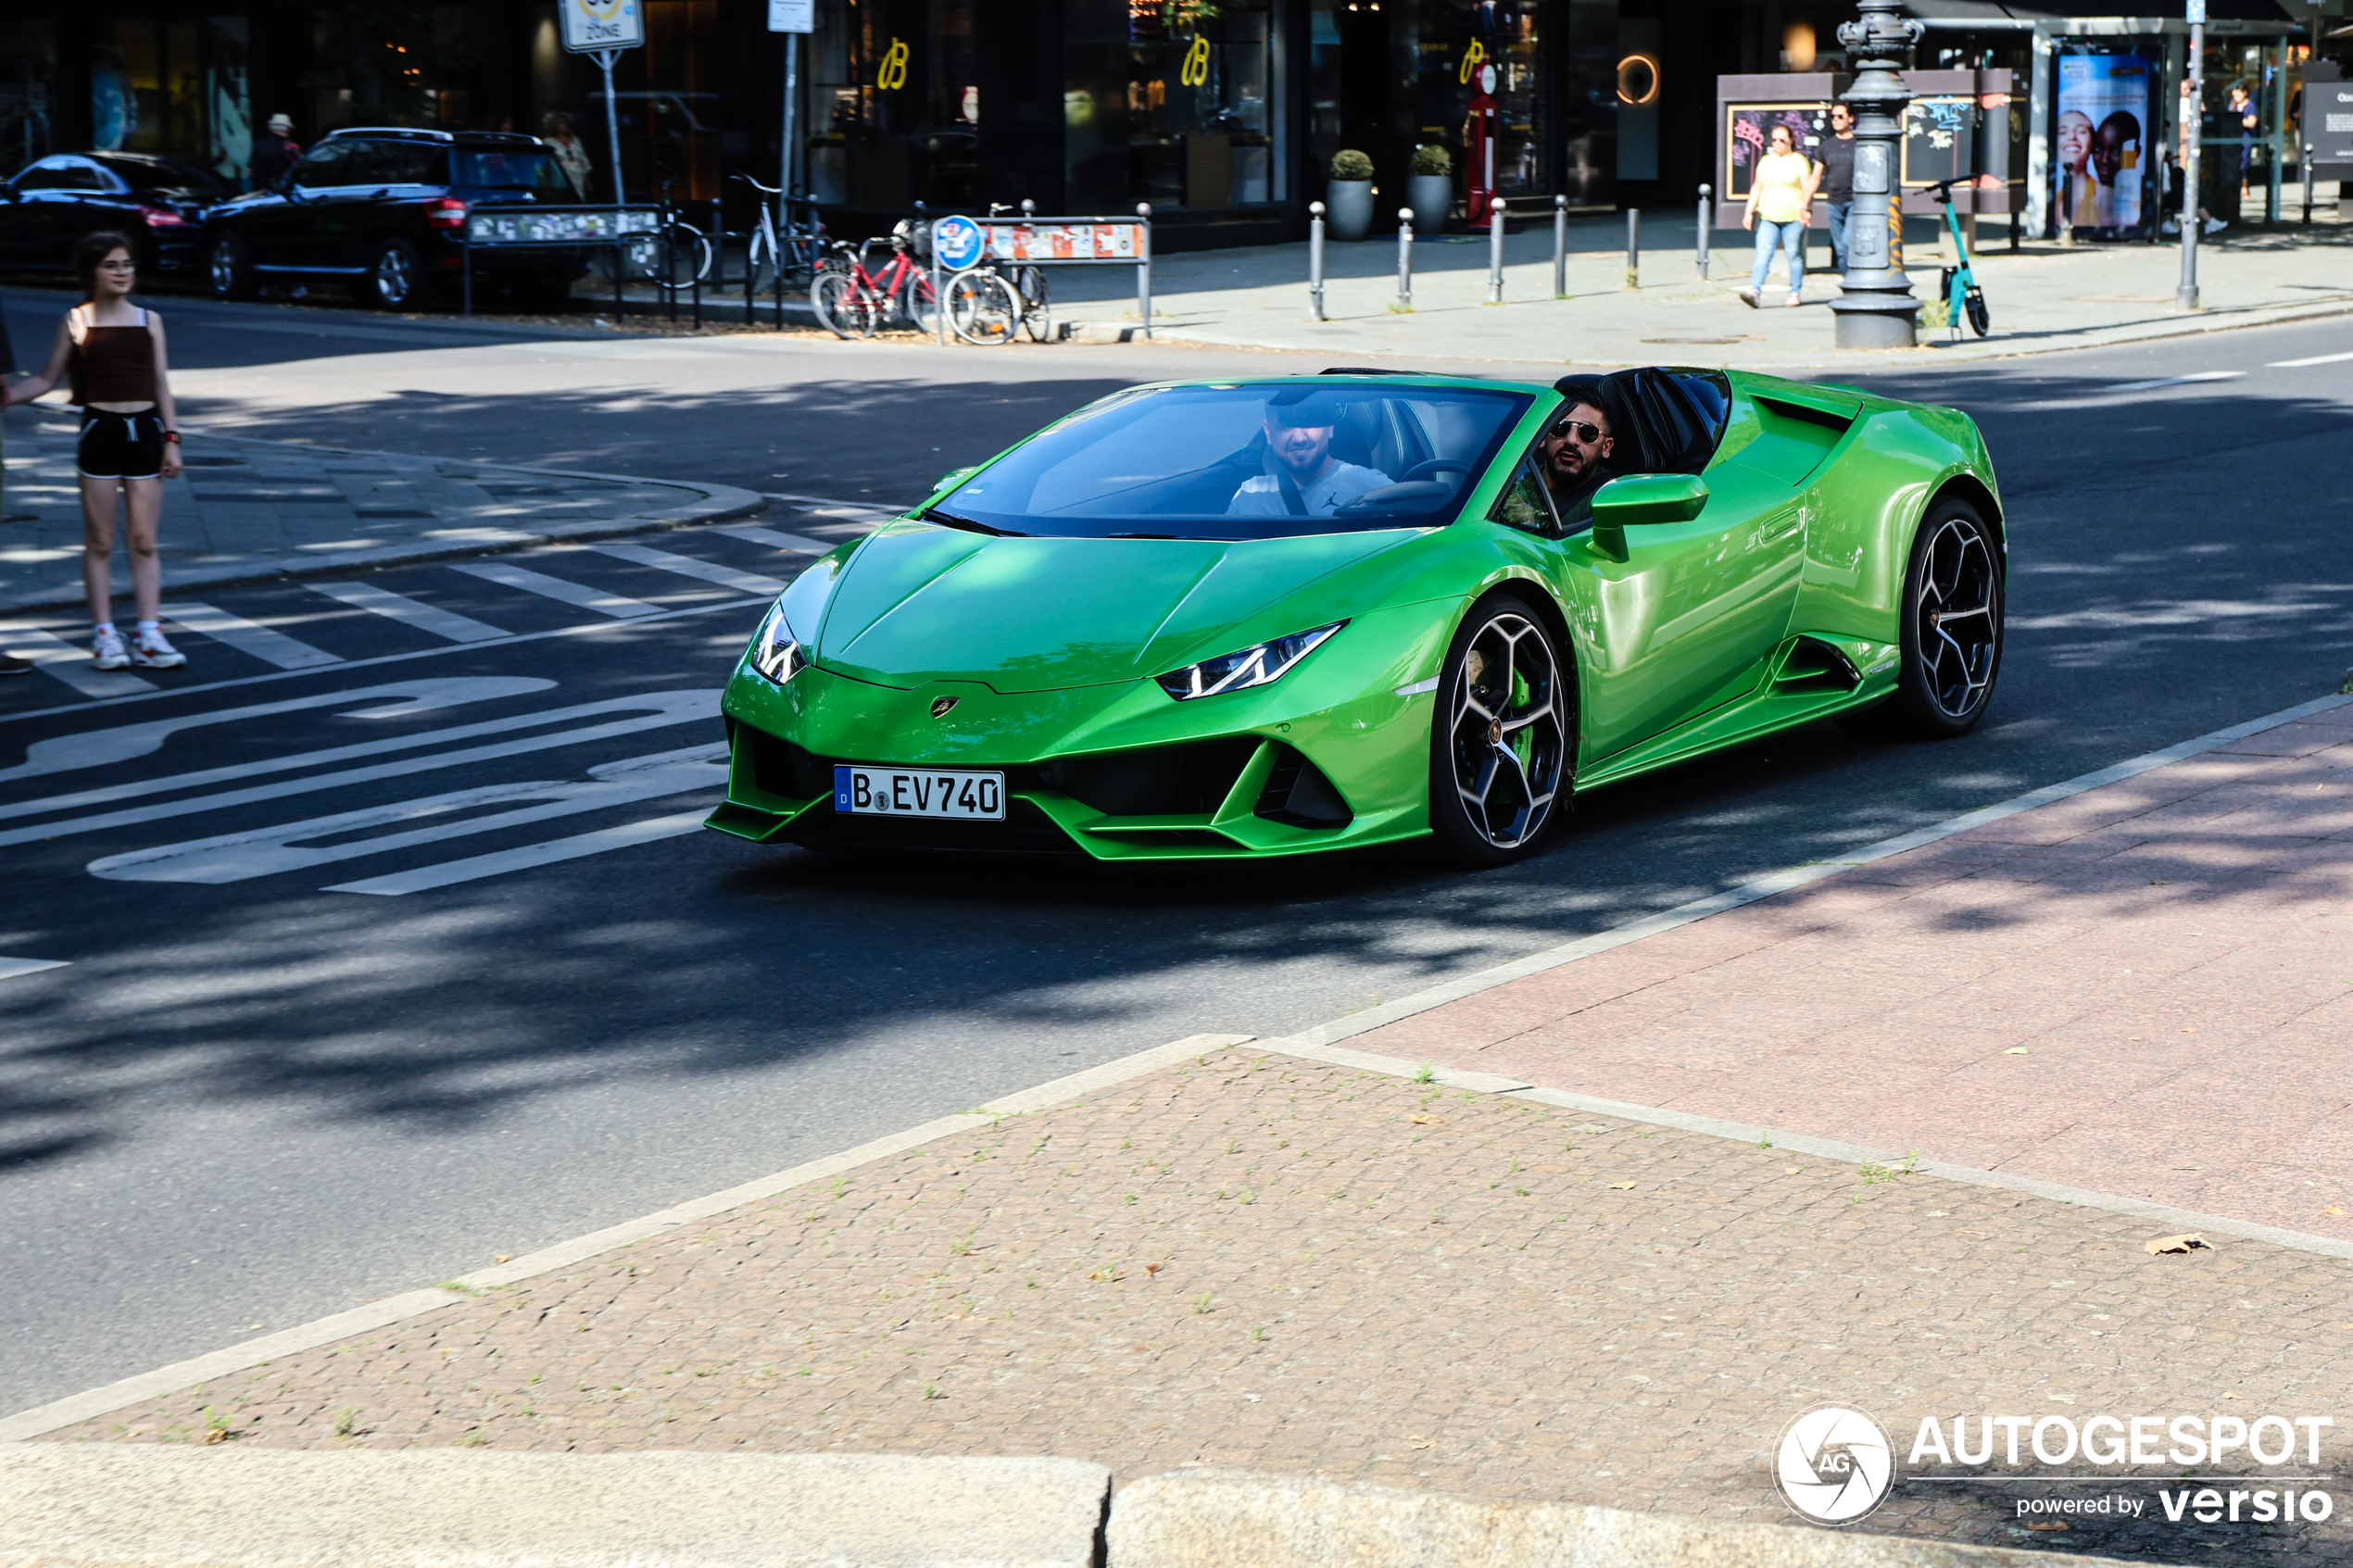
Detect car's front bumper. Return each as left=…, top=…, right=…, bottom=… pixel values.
left=706, top=602, right=1457, bottom=860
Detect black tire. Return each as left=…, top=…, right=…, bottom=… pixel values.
left=812, top=270, right=875, bottom=338
left=208, top=232, right=255, bottom=299
left=1965, top=285, right=1991, bottom=338
left=1841, top=499, right=2004, bottom=739
left=1427, top=593, right=1574, bottom=867
left=365, top=239, right=423, bottom=310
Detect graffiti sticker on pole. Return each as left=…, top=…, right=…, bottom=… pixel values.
left=560, top=0, right=644, bottom=53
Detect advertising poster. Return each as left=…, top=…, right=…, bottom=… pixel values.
left=1724, top=103, right=1825, bottom=202
left=2053, top=52, right=2151, bottom=237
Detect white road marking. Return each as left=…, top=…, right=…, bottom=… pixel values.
left=0, top=626, right=157, bottom=699
left=310, top=582, right=510, bottom=643
left=0, top=957, right=69, bottom=982
left=2267, top=350, right=2353, bottom=369
left=718, top=525, right=837, bottom=555
left=90, top=745, right=726, bottom=884
left=448, top=561, right=661, bottom=619
left=2103, top=370, right=2246, bottom=393
left=0, top=682, right=547, bottom=809
left=165, top=603, right=343, bottom=671
left=0, top=690, right=715, bottom=848
left=327, top=809, right=709, bottom=896
left=590, top=543, right=788, bottom=596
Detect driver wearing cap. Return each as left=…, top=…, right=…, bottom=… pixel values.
left=1228, top=395, right=1392, bottom=517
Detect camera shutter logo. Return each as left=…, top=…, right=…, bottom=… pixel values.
left=1775, top=1405, right=1896, bottom=1524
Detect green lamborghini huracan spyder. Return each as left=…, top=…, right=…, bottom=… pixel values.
left=707, top=367, right=2004, bottom=865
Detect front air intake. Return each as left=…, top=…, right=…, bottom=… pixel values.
left=1254, top=745, right=1353, bottom=829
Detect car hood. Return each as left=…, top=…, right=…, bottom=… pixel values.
left=812, top=524, right=1416, bottom=693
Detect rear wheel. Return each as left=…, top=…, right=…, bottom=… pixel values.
left=1427, top=595, right=1572, bottom=866
left=366, top=239, right=422, bottom=310
left=208, top=232, right=254, bottom=299
left=1964, top=283, right=1990, bottom=337
left=1842, top=499, right=2004, bottom=739
left=899, top=269, right=939, bottom=335
left=947, top=269, right=1021, bottom=345
left=812, top=270, right=876, bottom=338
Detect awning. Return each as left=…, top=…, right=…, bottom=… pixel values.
left=1900, top=0, right=2299, bottom=26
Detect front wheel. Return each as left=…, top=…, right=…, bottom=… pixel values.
left=811, top=270, right=876, bottom=339
left=208, top=232, right=255, bottom=299
left=947, top=269, right=1021, bottom=345
left=654, top=224, right=711, bottom=294
left=1964, top=284, right=1990, bottom=337
left=366, top=239, right=422, bottom=310
left=899, top=269, right=939, bottom=335
left=1427, top=595, right=1573, bottom=867
left=1843, top=500, right=2004, bottom=739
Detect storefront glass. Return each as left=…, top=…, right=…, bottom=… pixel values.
left=1409, top=0, right=1545, bottom=202
left=2196, top=38, right=2289, bottom=223
left=0, top=21, right=57, bottom=178
left=807, top=0, right=978, bottom=211
left=1127, top=0, right=1278, bottom=207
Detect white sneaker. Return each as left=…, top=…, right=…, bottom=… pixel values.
left=2202, top=217, right=2226, bottom=235
left=1736, top=286, right=1761, bottom=308
left=2159, top=218, right=2181, bottom=235
left=92, top=627, right=130, bottom=671
left=1786, top=292, right=1804, bottom=307
left=130, top=627, right=185, bottom=670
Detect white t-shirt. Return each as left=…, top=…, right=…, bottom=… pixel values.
left=1228, top=462, right=1391, bottom=517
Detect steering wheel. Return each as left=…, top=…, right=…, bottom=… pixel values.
left=1397, top=457, right=1475, bottom=483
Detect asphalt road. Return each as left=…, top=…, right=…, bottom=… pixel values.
left=4, top=285, right=2351, bottom=1415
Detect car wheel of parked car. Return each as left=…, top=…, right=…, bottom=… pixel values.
left=1427, top=593, right=1573, bottom=867
left=367, top=240, right=422, bottom=310
left=208, top=232, right=255, bottom=299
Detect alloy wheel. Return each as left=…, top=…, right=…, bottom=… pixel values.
left=374, top=246, right=415, bottom=308
left=1446, top=611, right=1567, bottom=849
left=1912, top=513, right=1999, bottom=721
left=208, top=237, right=241, bottom=295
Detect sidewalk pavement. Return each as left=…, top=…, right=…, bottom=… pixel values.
left=1038, top=210, right=2353, bottom=370
left=0, top=411, right=762, bottom=614
left=26, top=696, right=2353, bottom=1565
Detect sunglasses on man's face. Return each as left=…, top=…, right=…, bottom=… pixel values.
left=1551, top=420, right=1604, bottom=445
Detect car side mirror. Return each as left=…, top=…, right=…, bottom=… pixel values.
left=1592, top=473, right=1709, bottom=527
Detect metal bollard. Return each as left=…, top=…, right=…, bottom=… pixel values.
left=1309, top=201, right=1327, bottom=321
left=1022, top=198, right=1036, bottom=218
left=1554, top=194, right=1567, bottom=298
left=1488, top=199, right=1505, bottom=304
left=1625, top=207, right=1641, bottom=290
left=1396, top=208, right=1415, bottom=312
left=1136, top=201, right=1152, bottom=339
left=2305, top=144, right=2316, bottom=225
left=1697, top=185, right=1712, bottom=279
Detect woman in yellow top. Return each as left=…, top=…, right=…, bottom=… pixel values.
left=1739, top=123, right=1813, bottom=307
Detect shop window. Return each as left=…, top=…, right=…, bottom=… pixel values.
left=1129, top=0, right=1276, bottom=207
left=0, top=21, right=59, bottom=178
left=806, top=0, right=976, bottom=212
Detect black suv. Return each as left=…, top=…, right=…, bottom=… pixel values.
left=202, top=128, right=589, bottom=309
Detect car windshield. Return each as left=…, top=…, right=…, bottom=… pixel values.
left=937, top=383, right=1532, bottom=541
left=452, top=150, right=573, bottom=194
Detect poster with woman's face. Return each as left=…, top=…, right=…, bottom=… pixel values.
left=2055, top=52, right=2150, bottom=236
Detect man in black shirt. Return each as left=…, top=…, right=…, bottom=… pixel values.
left=1809, top=103, right=1857, bottom=274
left=249, top=113, right=301, bottom=191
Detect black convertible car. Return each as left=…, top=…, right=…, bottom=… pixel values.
left=0, top=152, right=230, bottom=276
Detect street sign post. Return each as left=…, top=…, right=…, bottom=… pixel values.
left=560, top=0, right=644, bottom=210
left=768, top=0, right=814, bottom=275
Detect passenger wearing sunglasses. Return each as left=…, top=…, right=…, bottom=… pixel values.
left=1538, top=383, right=1616, bottom=524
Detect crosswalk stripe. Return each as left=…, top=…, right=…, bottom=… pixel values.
left=166, top=602, right=343, bottom=670
left=326, top=810, right=709, bottom=896
left=590, top=543, right=789, bottom=596
left=0, top=626, right=156, bottom=698
left=0, top=957, right=69, bottom=982
left=718, top=525, right=837, bottom=556
left=447, top=561, right=661, bottom=619
left=310, top=582, right=510, bottom=644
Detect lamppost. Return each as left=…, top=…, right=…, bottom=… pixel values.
left=1829, top=0, right=1923, bottom=348
left=2177, top=0, right=2205, bottom=309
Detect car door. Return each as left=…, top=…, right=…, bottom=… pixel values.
left=1554, top=370, right=1812, bottom=762
left=7, top=158, right=107, bottom=269
left=252, top=139, right=352, bottom=270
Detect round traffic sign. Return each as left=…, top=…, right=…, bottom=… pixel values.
left=932, top=214, right=986, bottom=270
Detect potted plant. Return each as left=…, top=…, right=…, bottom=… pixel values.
left=1326, top=149, right=1375, bottom=240
left=1407, top=144, right=1453, bottom=235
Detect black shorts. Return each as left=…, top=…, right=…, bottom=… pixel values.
left=78, top=409, right=165, bottom=480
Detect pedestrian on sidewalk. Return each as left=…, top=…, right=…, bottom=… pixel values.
left=544, top=114, right=594, bottom=201
left=250, top=113, right=301, bottom=191
left=1739, top=124, right=1811, bottom=307
left=1808, top=104, right=1856, bottom=274
left=1, top=232, right=187, bottom=671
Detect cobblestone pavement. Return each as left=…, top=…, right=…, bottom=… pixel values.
left=0, top=415, right=755, bottom=611
left=1353, top=702, right=2353, bottom=1246
left=50, top=1043, right=2353, bottom=1565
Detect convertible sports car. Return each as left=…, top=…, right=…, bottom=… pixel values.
left=706, top=367, right=2004, bottom=865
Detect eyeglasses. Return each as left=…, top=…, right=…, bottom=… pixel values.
left=1550, top=420, right=1604, bottom=444
left=99, top=259, right=136, bottom=270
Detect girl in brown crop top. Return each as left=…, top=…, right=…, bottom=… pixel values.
left=4, top=230, right=188, bottom=670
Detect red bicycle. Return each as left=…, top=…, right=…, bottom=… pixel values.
left=811, top=220, right=938, bottom=338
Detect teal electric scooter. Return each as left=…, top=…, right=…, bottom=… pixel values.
left=1922, top=177, right=1990, bottom=339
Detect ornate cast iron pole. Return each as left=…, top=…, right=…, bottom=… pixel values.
left=1830, top=0, right=1922, bottom=348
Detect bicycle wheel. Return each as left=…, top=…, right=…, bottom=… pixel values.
left=1964, top=284, right=1991, bottom=338
left=654, top=225, right=711, bottom=294
left=898, top=270, right=942, bottom=335
left=1013, top=265, right=1052, bottom=343
left=812, top=270, right=878, bottom=339
left=948, top=270, right=1022, bottom=345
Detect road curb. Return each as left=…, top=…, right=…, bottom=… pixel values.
left=0, top=1447, right=1111, bottom=1568
left=1, top=420, right=766, bottom=615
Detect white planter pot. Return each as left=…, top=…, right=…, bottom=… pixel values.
left=1324, top=179, right=1374, bottom=241
left=1406, top=173, right=1453, bottom=235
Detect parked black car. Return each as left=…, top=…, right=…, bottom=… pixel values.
left=202, top=128, right=590, bottom=310
left=0, top=152, right=231, bottom=276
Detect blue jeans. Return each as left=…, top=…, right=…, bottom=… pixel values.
left=1823, top=201, right=1852, bottom=273
left=1750, top=218, right=1805, bottom=293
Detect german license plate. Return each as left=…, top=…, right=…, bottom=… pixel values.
left=833, top=765, right=1005, bottom=821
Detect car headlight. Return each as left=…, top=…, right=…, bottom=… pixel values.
left=1155, top=621, right=1345, bottom=701
left=747, top=600, right=806, bottom=685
